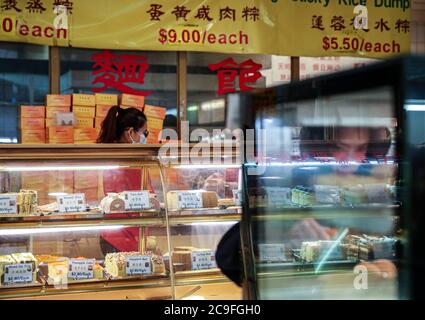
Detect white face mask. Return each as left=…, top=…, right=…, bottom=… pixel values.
left=129, top=129, right=147, bottom=144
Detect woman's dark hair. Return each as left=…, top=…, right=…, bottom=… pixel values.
left=97, top=106, right=147, bottom=143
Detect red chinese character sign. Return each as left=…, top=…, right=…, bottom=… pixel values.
left=208, top=58, right=263, bottom=95
left=91, top=50, right=152, bottom=96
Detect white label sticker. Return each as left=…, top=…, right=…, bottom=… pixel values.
left=365, top=184, right=389, bottom=203
left=57, top=194, right=86, bottom=213
left=315, top=185, right=341, bottom=204
left=4, top=263, right=34, bottom=284
left=122, top=191, right=151, bottom=210
left=258, top=244, right=287, bottom=262
left=177, top=191, right=203, bottom=209
left=192, top=251, right=216, bottom=270
left=0, top=194, right=18, bottom=214
left=125, top=256, right=151, bottom=276
left=68, top=259, right=94, bottom=280
left=266, top=187, right=292, bottom=207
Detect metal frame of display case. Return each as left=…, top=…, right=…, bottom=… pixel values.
left=0, top=144, right=242, bottom=299
left=238, top=56, right=425, bottom=300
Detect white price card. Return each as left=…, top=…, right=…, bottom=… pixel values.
left=314, top=185, right=341, bottom=204
left=3, top=263, right=34, bottom=284
left=258, top=244, right=287, bottom=262
left=57, top=194, right=86, bottom=213
left=177, top=191, right=203, bottom=209
left=192, top=251, right=216, bottom=270
left=0, top=194, right=18, bottom=214
left=266, top=187, right=292, bottom=207
left=68, top=259, right=94, bottom=280
left=125, top=256, right=151, bottom=276
left=122, top=191, right=151, bottom=210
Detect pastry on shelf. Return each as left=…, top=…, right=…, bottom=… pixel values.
left=93, top=263, right=104, bottom=279
left=166, top=190, right=218, bottom=210
left=17, top=190, right=38, bottom=215
left=217, top=198, right=236, bottom=208
left=104, top=251, right=164, bottom=278
left=299, top=241, right=346, bottom=263
left=100, top=193, right=125, bottom=213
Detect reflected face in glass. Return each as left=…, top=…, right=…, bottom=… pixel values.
left=333, top=127, right=370, bottom=163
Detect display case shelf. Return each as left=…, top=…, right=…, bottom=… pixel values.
left=174, top=269, right=234, bottom=286
left=169, top=212, right=241, bottom=225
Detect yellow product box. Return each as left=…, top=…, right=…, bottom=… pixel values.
left=147, top=117, right=164, bottom=130
left=121, top=94, right=145, bottom=108
left=146, top=128, right=162, bottom=144
left=75, top=117, right=94, bottom=128
left=95, top=105, right=113, bottom=118
left=144, top=105, right=166, bottom=120
left=46, top=94, right=71, bottom=107
left=121, top=105, right=143, bottom=112
left=21, top=129, right=46, bottom=144
left=73, top=105, right=96, bottom=118
left=74, top=171, right=98, bottom=189
left=72, top=94, right=96, bottom=106
left=45, top=118, right=57, bottom=127
left=48, top=126, right=74, bottom=144
left=20, top=117, right=45, bottom=129
left=74, top=128, right=98, bottom=142
left=95, top=117, right=104, bottom=130
left=20, top=106, right=45, bottom=118
left=95, top=93, right=118, bottom=106
left=46, top=106, right=71, bottom=119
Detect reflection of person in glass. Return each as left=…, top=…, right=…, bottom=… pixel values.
left=216, top=125, right=397, bottom=287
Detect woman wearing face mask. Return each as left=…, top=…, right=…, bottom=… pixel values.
left=97, top=105, right=153, bottom=255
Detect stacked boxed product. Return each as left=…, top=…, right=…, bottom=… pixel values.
left=46, top=94, right=73, bottom=144
left=72, top=94, right=97, bottom=144
left=121, top=93, right=144, bottom=112
left=95, top=93, right=118, bottom=135
left=20, top=106, right=46, bottom=144
left=144, top=105, right=166, bottom=144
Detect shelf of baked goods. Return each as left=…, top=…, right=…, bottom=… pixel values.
left=252, top=233, right=399, bottom=279
left=0, top=251, right=171, bottom=299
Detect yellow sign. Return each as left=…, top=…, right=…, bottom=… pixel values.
left=0, top=0, right=411, bottom=58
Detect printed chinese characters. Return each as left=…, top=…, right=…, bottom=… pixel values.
left=91, top=50, right=153, bottom=96
left=208, top=58, right=263, bottom=95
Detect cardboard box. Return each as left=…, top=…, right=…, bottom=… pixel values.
left=73, top=105, right=96, bottom=118
left=146, top=128, right=162, bottom=144
left=74, top=128, right=98, bottom=142
left=75, top=117, right=94, bottom=128
left=146, top=117, right=164, bottom=130
left=121, top=94, right=145, bottom=107
left=20, top=106, right=45, bottom=118
left=46, top=94, right=71, bottom=107
left=95, top=117, right=104, bottom=130
left=74, top=171, right=98, bottom=189
left=121, top=105, right=143, bottom=112
left=72, top=94, right=96, bottom=106
left=46, top=106, right=71, bottom=119
left=144, top=105, right=166, bottom=120
left=45, top=118, right=57, bottom=127
left=95, top=94, right=118, bottom=106
left=48, top=126, right=74, bottom=144
left=95, top=105, right=114, bottom=118
left=20, top=118, right=45, bottom=129
left=21, top=129, right=46, bottom=144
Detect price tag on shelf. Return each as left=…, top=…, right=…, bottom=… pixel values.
left=125, top=256, right=151, bottom=276
left=192, top=251, right=216, bottom=270
left=56, top=194, right=86, bottom=213
left=68, top=259, right=94, bottom=280
left=266, top=187, right=292, bottom=207
left=0, top=194, right=18, bottom=214
left=3, top=263, right=34, bottom=284
left=122, top=191, right=151, bottom=210
left=258, top=244, right=287, bottom=262
left=177, top=191, right=203, bottom=209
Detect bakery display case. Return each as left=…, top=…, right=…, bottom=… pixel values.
left=235, top=56, right=425, bottom=299
left=0, top=144, right=242, bottom=300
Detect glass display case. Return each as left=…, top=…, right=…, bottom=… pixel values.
left=0, top=144, right=242, bottom=300
left=234, top=56, right=425, bottom=300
